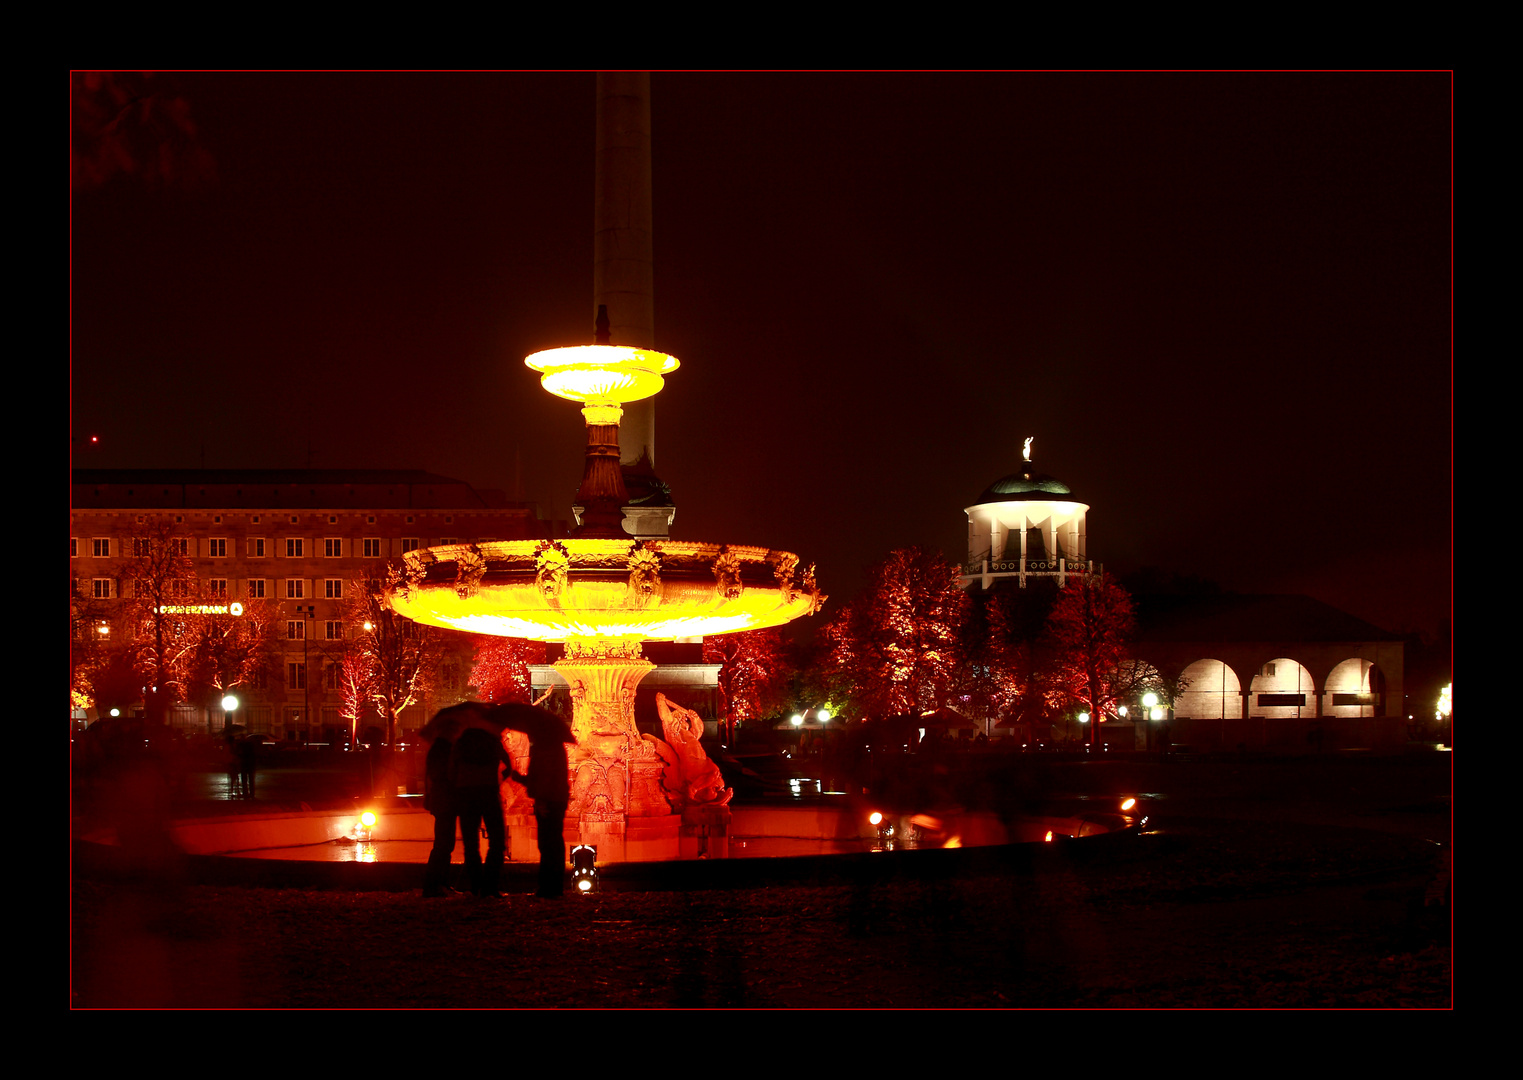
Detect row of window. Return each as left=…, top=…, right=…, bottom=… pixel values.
left=287, top=620, right=350, bottom=640
left=71, top=537, right=430, bottom=559
left=81, top=577, right=358, bottom=600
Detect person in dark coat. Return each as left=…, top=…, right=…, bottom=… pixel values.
left=451, top=726, right=513, bottom=898
left=498, top=705, right=575, bottom=898
left=422, top=733, right=457, bottom=898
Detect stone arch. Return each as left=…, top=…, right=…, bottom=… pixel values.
left=1322, top=658, right=1387, bottom=718
left=1248, top=658, right=1316, bottom=719
left=1175, top=658, right=1243, bottom=720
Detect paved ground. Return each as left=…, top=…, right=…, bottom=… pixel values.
left=70, top=753, right=1452, bottom=1008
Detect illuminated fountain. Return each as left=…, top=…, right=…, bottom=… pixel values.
left=387, top=342, right=825, bottom=861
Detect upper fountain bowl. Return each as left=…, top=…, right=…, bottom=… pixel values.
left=525, top=345, right=680, bottom=406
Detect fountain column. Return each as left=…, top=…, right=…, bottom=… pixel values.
left=553, top=635, right=677, bottom=861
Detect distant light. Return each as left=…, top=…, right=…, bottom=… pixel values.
left=109, top=708, right=120, bottom=718
left=1118, top=706, right=1129, bottom=718
left=1044, top=831, right=1053, bottom=842
left=818, top=709, right=831, bottom=723
left=791, top=713, right=804, bottom=726
left=360, top=811, right=377, bottom=828
left=1078, top=712, right=1090, bottom=724
left=869, top=811, right=883, bottom=826
left=1120, top=798, right=1137, bottom=811
left=1142, top=692, right=1159, bottom=709
left=221, top=695, right=239, bottom=713
left=1150, top=708, right=1164, bottom=721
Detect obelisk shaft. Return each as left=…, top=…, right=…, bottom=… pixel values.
left=594, top=72, right=656, bottom=468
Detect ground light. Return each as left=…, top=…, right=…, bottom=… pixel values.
left=571, top=845, right=598, bottom=893
left=352, top=811, right=377, bottom=841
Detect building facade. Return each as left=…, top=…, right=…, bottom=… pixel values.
left=70, top=469, right=554, bottom=740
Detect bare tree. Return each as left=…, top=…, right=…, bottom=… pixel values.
left=119, top=518, right=201, bottom=725
left=346, top=568, right=440, bottom=745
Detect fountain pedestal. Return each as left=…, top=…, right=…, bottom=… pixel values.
left=555, top=635, right=681, bottom=862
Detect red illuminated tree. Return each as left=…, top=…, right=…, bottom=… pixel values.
left=821, top=547, right=969, bottom=718
left=187, top=597, right=280, bottom=704
left=120, top=519, right=202, bottom=723
left=346, top=569, right=441, bottom=744
left=468, top=635, right=546, bottom=704
left=1042, top=573, right=1143, bottom=740
left=704, top=628, right=791, bottom=732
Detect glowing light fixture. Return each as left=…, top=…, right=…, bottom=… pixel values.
left=1142, top=692, right=1159, bottom=709
left=221, top=694, right=239, bottom=713
left=571, top=844, right=598, bottom=894
left=525, top=344, right=679, bottom=418
left=1120, top=798, right=1137, bottom=812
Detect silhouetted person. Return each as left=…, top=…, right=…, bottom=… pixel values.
left=451, top=726, right=512, bottom=898
left=236, top=735, right=258, bottom=799
left=422, top=733, right=457, bottom=897
left=500, top=705, right=574, bottom=898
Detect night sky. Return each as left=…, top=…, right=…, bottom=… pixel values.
left=71, top=72, right=1451, bottom=636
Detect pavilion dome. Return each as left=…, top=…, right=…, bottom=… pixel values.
left=974, top=468, right=1076, bottom=506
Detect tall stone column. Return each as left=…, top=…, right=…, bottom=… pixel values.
left=595, top=72, right=656, bottom=468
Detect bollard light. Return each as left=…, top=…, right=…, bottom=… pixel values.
left=571, top=844, right=598, bottom=894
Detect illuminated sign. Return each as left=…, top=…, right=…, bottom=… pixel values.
left=155, top=602, right=245, bottom=616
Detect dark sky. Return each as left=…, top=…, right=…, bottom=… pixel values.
left=71, top=72, right=1451, bottom=636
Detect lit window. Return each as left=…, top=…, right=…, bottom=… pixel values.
left=208, top=538, right=227, bottom=558
left=363, top=538, right=382, bottom=558
left=287, top=620, right=305, bottom=640
left=92, top=578, right=112, bottom=599
left=93, top=538, right=110, bottom=557
left=325, top=538, right=342, bottom=558
left=247, top=579, right=266, bottom=599
left=325, top=579, right=343, bottom=599
left=287, top=579, right=304, bottom=599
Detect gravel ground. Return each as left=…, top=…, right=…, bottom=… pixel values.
left=72, top=813, right=1450, bottom=1008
